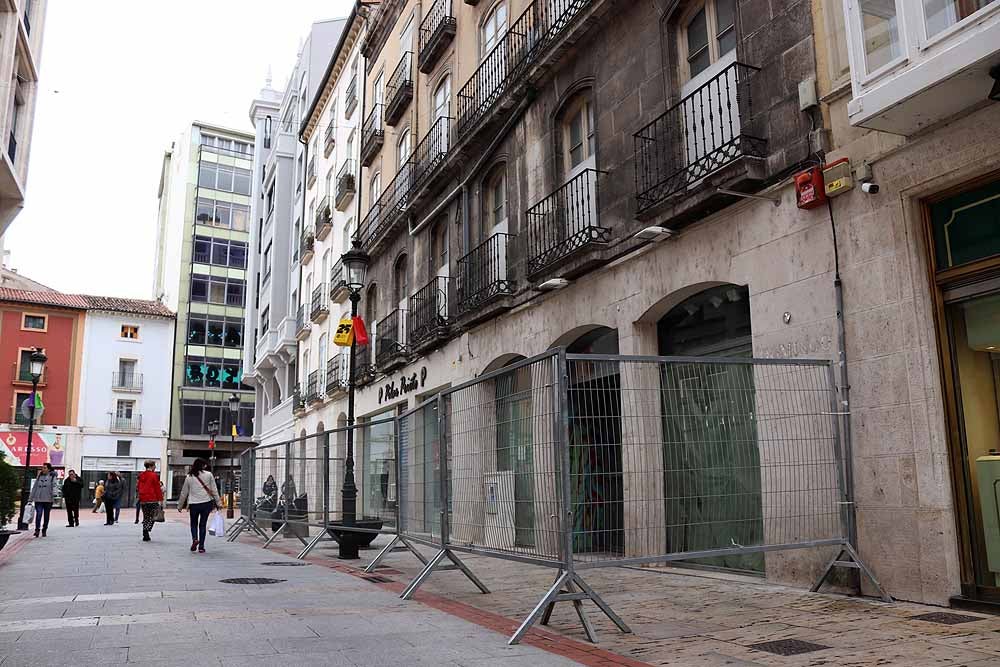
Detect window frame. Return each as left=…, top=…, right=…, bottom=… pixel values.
left=677, top=0, right=739, bottom=84
left=482, top=163, right=508, bottom=240
left=561, top=95, right=596, bottom=173
left=120, top=324, right=140, bottom=340
left=480, top=0, right=509, bottom=59
left=21, top=312, right=47, bottom=332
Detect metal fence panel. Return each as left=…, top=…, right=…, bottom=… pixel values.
left=397, top=399, right=444, bottom=544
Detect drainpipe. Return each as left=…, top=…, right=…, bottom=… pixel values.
left=296, top=125, right=309, bottom=394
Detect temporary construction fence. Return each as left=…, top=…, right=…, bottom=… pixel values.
left=231, top=350, right=891, bottom=645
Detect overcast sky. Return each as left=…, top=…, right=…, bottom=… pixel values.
left=4, top=0, right=353, bottom=298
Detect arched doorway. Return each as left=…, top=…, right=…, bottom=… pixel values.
left=656, top=283, right=762, bottom=572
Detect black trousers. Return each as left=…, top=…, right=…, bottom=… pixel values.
left=65, top=500, right=80, bottom=526
left=105, top=497, right=118, bottom=524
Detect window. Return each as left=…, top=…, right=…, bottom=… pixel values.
left=266, top=182, right=275, bottom=216
left=14, top=391, right=32, bottom=425
left=397, top=130, right=412, bottom=169
left=434, top=77, right=451, bottom=120
left=481, top=1, right=508, bottom=57
left=681, top=0, right=736, bottom=80
left=198, top=162, right=252, bottom=195
left=260, top=307, right=270, bottom=332
left=116, top=400, right=135, bottom=419
left=196, top=197, right=250, bottom=231
left=17, top=349, right=40, bottom=381
left=263, top=242, right=273, bottom=280
left=394, top=254, right=409, bottom=305
left=116, top=440, right=131, bottom=457
left=857, top=0, right=901, bottom=73
left=562, top=95, right=596, bottom=171
left=264, top=116, right=272, bottom=149
left=482, top=164, right=507, bottom=239
left=190, top=275, right=246, bottom=307
left=431, top=220, right=449, bottom=275
left=188, top=319, right=206, bottom=344
left=823, top=0, right=852, bottom=87
left=181, top=399, right=254, bottom=437
left=21, top=314, right=46, bottom=330
left=924, top=0, right=996, bottom=38
left=366, top=284, right=380, bottom=331
left=121, top=325, right=139, bottom=339
left=195, top=236, right=247, bottom=268
left=118, top=359, right=137, bottom=385
left=343, top=219, right=353, bottom=253
left=318, top=334, right=328, bottom=384
left=371, top=172, right=382, bottom=203
left=184, top=356, right=246, bottom=389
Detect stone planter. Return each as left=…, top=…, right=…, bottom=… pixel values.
left=328, top=518, right=383, bottom=549
left=0, top=530, right=20, bottom=551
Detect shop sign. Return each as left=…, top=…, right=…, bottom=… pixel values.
left=0, top=431, right=67, bottom=467
left=379, top=367, right=428, bottom=404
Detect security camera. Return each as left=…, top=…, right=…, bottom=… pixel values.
left=861, top=182, right=880, bottom=195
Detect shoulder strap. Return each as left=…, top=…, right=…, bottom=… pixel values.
left=194, top=473, right=218, bottom=500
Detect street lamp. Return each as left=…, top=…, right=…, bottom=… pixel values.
left=207, top=419, right=220, bottom=477
left=16, top=348, right=47, bottom=531
left=227, top=392, right=239, bottom=519
left=339, top=239, right=370, bottom=559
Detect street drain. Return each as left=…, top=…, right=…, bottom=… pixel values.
left=261, top=562, right=310, bottom=567
left=220, top=577, right=286, bottom=585
left=910, top=612, right=982, bottom=625
left=749, top=640, right=829, bottom=656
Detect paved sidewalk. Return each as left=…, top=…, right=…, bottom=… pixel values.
left=0, top=510, right=583, bottom=666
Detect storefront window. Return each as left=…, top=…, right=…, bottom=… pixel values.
left=931, top=179, right=1000, bottom=270
left=362, top=410, right=397, bottom=527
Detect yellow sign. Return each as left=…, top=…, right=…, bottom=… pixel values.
left=333, top=319, right=354, bottom=347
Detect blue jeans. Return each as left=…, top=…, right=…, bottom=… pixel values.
left=33, top=502, right=52, bottom=532
left=188, top=501, right=214, bottom=547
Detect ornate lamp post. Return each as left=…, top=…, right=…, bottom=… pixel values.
left=207, top=419, right=220, bottom=474
left=339, top=239, right=370, bottom=559
left=227, top=392, right=239, bottom=519
left=16, top=348, right=47, bottom=531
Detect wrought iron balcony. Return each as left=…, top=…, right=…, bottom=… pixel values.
left=110, top=415, right=142, bottom=434
left=300, top=232, right=315, bottom=264
left=335, top=159, right=356, bottom=210
left=360, top=104, right=385, bottom=167
left=310, top=284, right=329, bottom=323
left=634, top=62, right=764, bottom=214
left=295, top=305, right=311, bottom=341
left=326, top=356, right=346, bottom=395
left=375, top=309, right=408, bottom=371
left=330, top=259, right=349, bottom=302
left=306, top=371, right=321, bottom=403
left=323, top=123, right=336, bottom=157
left=525, top=168, right=610, bottom=277
left=419, top=0, right=457, bottom=73
left=356, top=161, right=413, bottom=252
left=315, top=196, right=333, bottom=240
left=409, top=277, right=452, bottom=351
left=385, top=52, right=414, bottom=127
left=112, top=372, right=143, bottom=392
left=293, top=384, right=306, bottom=413
left=352, top=345, right=374, bottom=386
left=457, top=233, right=515, bottom=315
left=412, top=116, right=451, bottom=195
left=306, top=155, right=316, bottom=188
left=345, top=75, right=358, bottom=117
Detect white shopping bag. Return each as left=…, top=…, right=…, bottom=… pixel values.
left=208, top=511, right=225, bottom=537
left=23, top=503, right=34, bottom=525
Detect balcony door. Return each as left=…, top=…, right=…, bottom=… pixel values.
left=558, top=93, right=597, bottom=243
left=118, top=359, right=137, bottom=388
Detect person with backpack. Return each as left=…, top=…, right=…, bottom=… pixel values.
left=28, top=463, right=58, bottom=537
left=137, top=460, right=163, bottom=542
left=103, top=472, right=124, bottom=525
left=177, top=458, right=222, bottom=553
left=62, top=470, right=83, bottom=527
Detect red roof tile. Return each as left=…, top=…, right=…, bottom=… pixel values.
left=0, top=288, right=88, bottom=309
left=78, top=295, right=175, bottom=318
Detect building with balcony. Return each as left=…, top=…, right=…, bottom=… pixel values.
left=153, top=122, right=256, bottom=493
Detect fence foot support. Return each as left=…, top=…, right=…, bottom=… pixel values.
left=400, top=548, right=490, bottom=601
left=262, top=522, right=287, bottom=549
left=226, top=517, right=268, bottom=542
left=297, top=529, right=332, bottom=559
left=812, top=543, right=893, bottom=603
left=225, top=516, right=246, bottom=537
left=364, top=535, right=429, bottom=573
left=510, top=570, right=631, bottom=646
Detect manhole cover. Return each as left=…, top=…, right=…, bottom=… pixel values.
left=219, top=577, right=286, bottom=585
left=261, top=562, right=310, bottom=567
left=749, top=640, right=829, bottom=656
left=363, top=575, right=393, bottom=583
left=910, top=612, right=982, bottom=625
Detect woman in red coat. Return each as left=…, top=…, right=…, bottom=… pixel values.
left=137, top=460, right=164, bottom=542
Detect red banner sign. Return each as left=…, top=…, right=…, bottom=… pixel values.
left=0, top=431, right=66, bottom=467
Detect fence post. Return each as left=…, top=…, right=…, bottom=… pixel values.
left=554, top=348, right=574, bottom=574
left=323, top=431, right=331, bottom=530
left=437, top=392, right=450, bottom=548
left=284, top=439, right=291, bottom=530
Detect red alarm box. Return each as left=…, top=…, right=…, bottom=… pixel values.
left=795, top=167, right=827, bottom=209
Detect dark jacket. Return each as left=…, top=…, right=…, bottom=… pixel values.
left=62, top=477, right=83, bottom=503
left=104, top=477, right=125, bottom=501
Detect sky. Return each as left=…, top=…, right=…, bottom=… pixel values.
left=4, top=0, right=354, bottom=298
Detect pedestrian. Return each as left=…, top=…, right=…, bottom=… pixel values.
left=28, top=463, right=57, bottom=537
left=177, top=458, right=222, bottom=554
left=103, top=472, right=124, bottom=526
left=137, top=460, right=163, bottom=542
left=91, top=479, right=105, bottom=513
left=62, top=470, right=83, bottom=527
left=262, top=474, right=277, bottom=500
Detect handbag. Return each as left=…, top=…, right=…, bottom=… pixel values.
left=154, top=505, right=165, bottom=523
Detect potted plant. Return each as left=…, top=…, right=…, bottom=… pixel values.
left=0, top=451, right=21, bottom=550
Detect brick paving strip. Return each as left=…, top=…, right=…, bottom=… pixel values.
left=244, top=530, right=1000, bottom=667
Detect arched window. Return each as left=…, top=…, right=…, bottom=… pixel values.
left=318, top=333, right=328, bottom=385
left=481, top=163, right=507, bottom=242
left=321, top=250, right=331, bottom=286
left=433, top=76, right=451, bottom=120
left=343, top=219, right=353, bottom=254
left=430, top=220, right=448, bottom=275
left=680, top=0, right=736, bottom=81
left=481, top=1, right=508, bottom=57
left=397, top=129, right=412, bottom=174
left=366, top=284, right=379, bottom=326
left=561, top=92, right=596, bottom=174
left=393, top=254, right=409, bottom=306
left=370, top=172, right=382, bottom=202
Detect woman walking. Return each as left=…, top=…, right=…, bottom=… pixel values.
left=103, top=472, right=124, bottom=526
left=177, top=458, right=222, bottom=553
left=28, top=463, right=58, bottom=537
left=137, top=461, right=163, bottom=542
left=62, top=470, right=83, bottom=527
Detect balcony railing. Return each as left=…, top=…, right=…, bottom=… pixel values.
left=634, top=61, right=764, bottom=214
left=375, top=309, right=408, bottom=370
left=409, top=277, right=452, bottom=350
left=300, top=232, right=315, bottom=264
left=112, top=372, right=143, bottom=392
left=293, top=385, right=306, bottom=412
left=11, top=364, right=46, bottom=386
left=324, top=123, right=336, bottom=157
left=310, top=284, right=329, bottom=322
left=110, top=415, right=142, bottom=433
left=306, top=371, right=321, bottom=403
left=525, top=168, right=609, bottom=276
left=352, top=345, right=374, bottom=386
left=295, top=305, right=310, bottom=340
left=456, top=0, right=593, bottom=137
left=360, top=104, right=385, bottom=167
left=419, top=0, right=457, bottom=73
left=326, top=357, right=345, bottom=395
left=385, top=52, right=414, bottom=127
left=330, top=259, right=349, bottom=302
left=306, top=155, right=316, bottom=188
left=356, top=162, right=413, bottom=252
left=345, top=75, right=358, bottom=117
left=315, top=196, right=333, bottom=240
left=457, top=233, right=515, bottom=315
left=412, top=116, right=451, bottom=194
left=335, top=159, right=356, bottom=210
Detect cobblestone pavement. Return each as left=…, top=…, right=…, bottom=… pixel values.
left=0, top=509, right=583, bottom=666
left=255, top=529, right=1000, bottom=667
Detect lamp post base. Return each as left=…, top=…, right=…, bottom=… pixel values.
left=329, top=519, right=383, bottom=559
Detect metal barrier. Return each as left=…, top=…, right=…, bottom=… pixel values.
left=235, top=350, right=889, bottom=645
